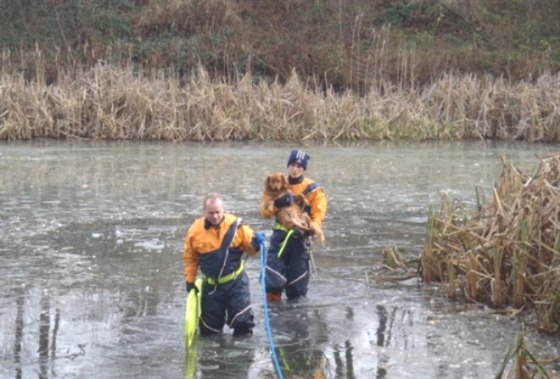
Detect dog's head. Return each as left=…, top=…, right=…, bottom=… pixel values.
left=265, top=172, right=289, bottom=193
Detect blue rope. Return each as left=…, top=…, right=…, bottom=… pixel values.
left=259, top=241, right=285, bottom=379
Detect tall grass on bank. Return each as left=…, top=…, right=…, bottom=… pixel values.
left=421, top=153, right=560, bottom=335
left=0, top=64, right=559, bottom=141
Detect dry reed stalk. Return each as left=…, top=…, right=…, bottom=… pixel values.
left=513, top=223, right=529, bottom=309
left=422, top=153, right=560, bottom=335
left=493, top=241, right=505, bottom=307
left=448, top=260, right=458, bottom=300
left=495, top=334, right=556, bottom=379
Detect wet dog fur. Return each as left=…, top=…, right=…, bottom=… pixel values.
left=262, top=172, right=325, bottom=243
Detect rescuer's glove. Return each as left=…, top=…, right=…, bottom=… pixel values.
left=274, top=193, right=294, bottom=208
left=186, top=282, right=198, bottom=294
left=252, top=231, right=266, bottom=249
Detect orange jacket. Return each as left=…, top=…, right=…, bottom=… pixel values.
left=183, top=214, right=258, bottom=283
left=260, top=176, right=327, bottom=227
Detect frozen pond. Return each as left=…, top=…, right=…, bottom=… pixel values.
left=0, top=140, right=558, bottom=378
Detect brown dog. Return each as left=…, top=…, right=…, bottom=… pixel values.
left=262, top=172, right=325, bottom=243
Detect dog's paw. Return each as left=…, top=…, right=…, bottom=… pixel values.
left=309, top=223, right=325, bottom=244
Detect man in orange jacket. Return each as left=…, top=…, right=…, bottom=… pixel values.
left=183, top=192, right=265, bottom=337
left=260, top=149, right=328, bottom=301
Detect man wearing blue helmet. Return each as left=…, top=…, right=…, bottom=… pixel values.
left=260, top=149, right=328, bottom=301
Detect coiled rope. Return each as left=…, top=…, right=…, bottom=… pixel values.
left=259, top=240, right=285, bottom=379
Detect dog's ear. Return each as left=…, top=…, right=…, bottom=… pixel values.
left=281, top=174, right=288, bottom=188
left=265, top=175, right=272, bottom=188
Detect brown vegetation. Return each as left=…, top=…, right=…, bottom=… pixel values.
left=496, top=334, right=560, bottom=379
left=421, top=153, right=560, bottom=335
left=1, top=64, right=559, bottom=142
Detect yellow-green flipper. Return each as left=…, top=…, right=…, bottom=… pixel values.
left=185, top=279, right=202, bottom=349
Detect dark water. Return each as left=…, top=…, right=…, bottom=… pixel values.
left=0, top=140, right=558, bottom=379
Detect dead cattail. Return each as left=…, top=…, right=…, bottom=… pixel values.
left=421, top=153, right=560, bottom=334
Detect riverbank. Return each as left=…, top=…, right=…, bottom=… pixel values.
left=2, top=1, right=559, bottom=90
left=1, top=64, right=559, bottom=142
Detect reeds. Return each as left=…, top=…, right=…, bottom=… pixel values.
left=421, top=153, right=560, bottom=335
left=1, top=63, right=559, bottom=142
left=495, top=334, right=559, bottom=379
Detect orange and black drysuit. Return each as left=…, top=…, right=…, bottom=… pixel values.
left=260, top=176, right=327, bottom=300
left=183, top=213, right=259, bottom=336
